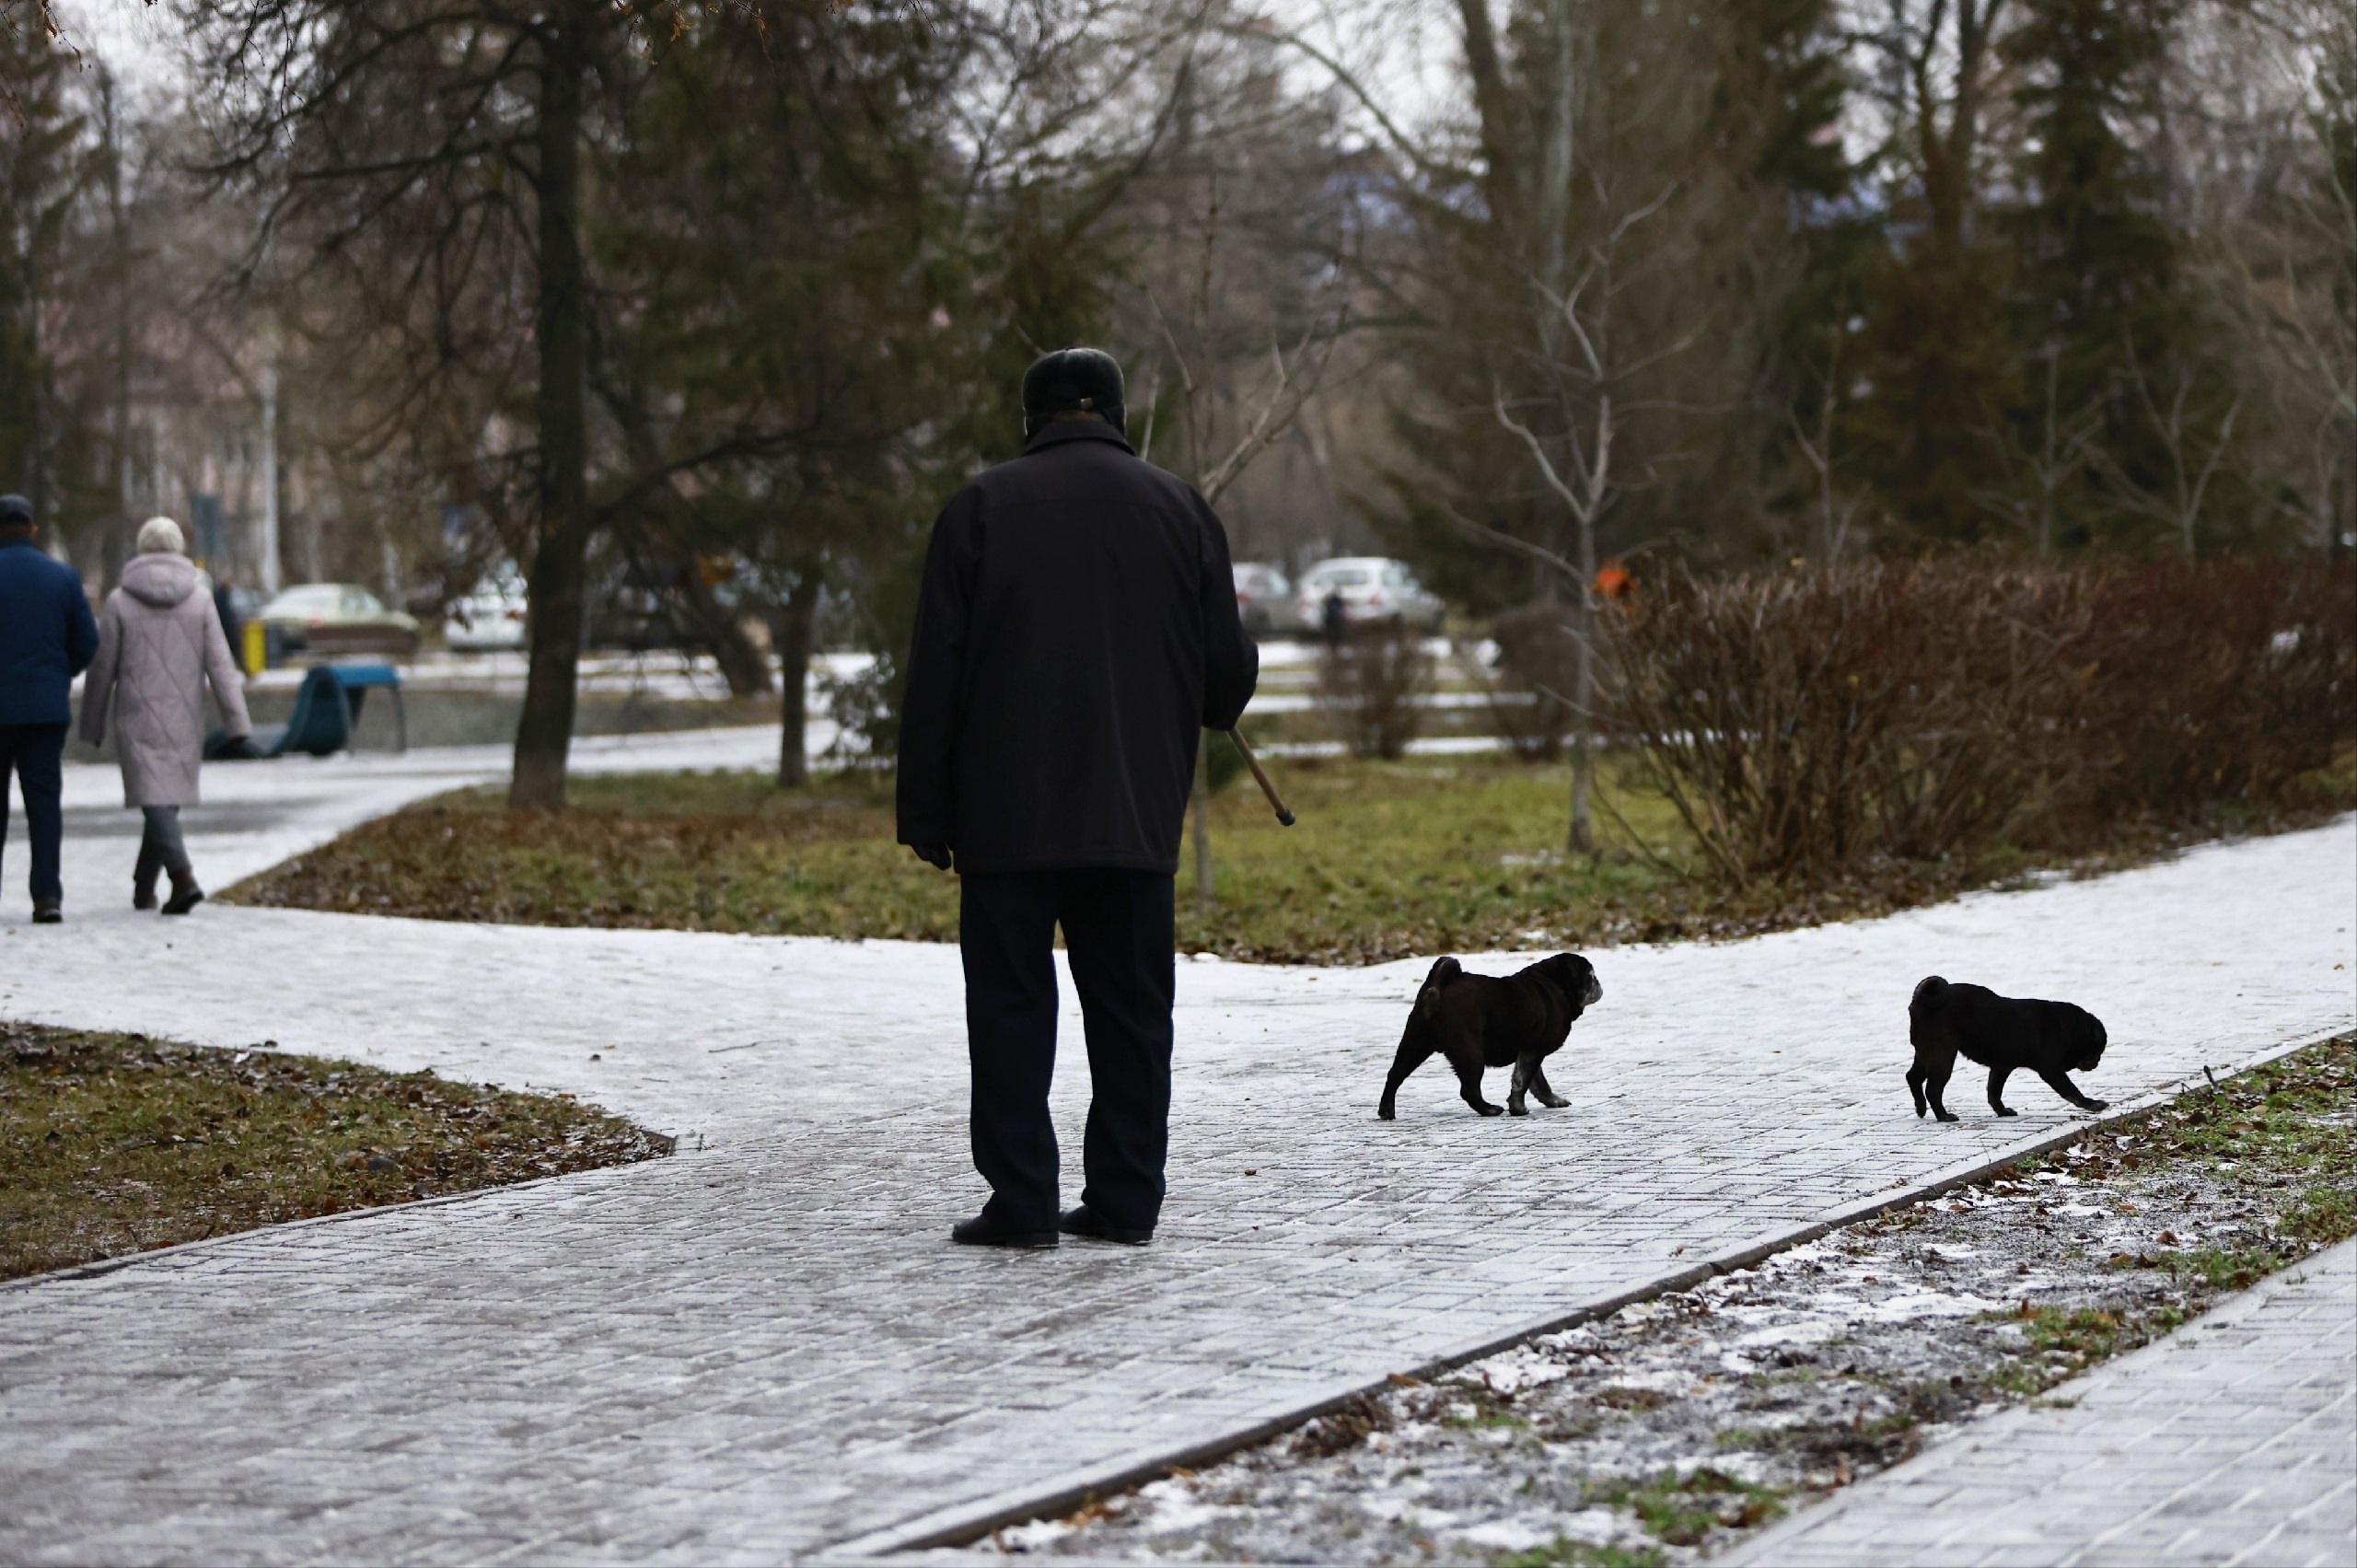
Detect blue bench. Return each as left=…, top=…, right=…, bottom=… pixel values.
left=207, top=663, right=407, bottom=760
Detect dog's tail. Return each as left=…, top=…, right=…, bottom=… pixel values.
left=1413, top=956, right=1463, bottom=1023
left=1910, top=975, right=1950, bottom=1014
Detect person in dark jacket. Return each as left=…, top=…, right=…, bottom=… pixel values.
left=899, top=347, right=1259, bottom=1249
left=0, top=494, right=100, bottom=923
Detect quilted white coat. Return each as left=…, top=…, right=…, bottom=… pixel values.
left=77, top=553, right=252, bottom=807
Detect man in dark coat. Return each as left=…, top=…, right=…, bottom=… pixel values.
left=899, top=347, right=1259, bottom=1249
left=0, top=494, right=100, bottom=923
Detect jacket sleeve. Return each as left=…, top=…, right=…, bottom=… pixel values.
left=77, top=597, right=121, bottom=746
left=201, top=595, right=253, bottom=739
left=895, top=486, right=983, bottom=848
left=64, top=576, right=99, bottom=678
left=1196, top=498, right=1260, bottom=731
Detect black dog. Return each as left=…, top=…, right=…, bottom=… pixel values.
left=1907, top=975, right=2108, bottom=1121
left=1378, top=953, right=1602, bottom=1120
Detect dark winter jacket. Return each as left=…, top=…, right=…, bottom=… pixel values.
left=896, top=420, right=1260, bottom=875
left=0, top=536, right=99, bottom=727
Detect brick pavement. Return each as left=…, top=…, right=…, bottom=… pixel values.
left=0, top=796, right=2349, bottom=1563
left=1724, top=1237, right=2357, bottom=1568
left=42, top=724, right=791, bottom=900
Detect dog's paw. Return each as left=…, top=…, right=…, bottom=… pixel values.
left=1539, top=1097, right=1569, bottom=1109
left=2084, top=1098, right=2108, bottom=1113
left=1934, top=1110, right=1960, bottom=1123
left=1913, top=1104, right=1927, bottom=1119
left=1475, top=1103, right=1504, bottom=1117
left=1508, top=1101, right=1529, bottom=1116
left=1376, top=1105, right=1396, bottom=1121
left=1994, top=1106, right=2018, bottom=1117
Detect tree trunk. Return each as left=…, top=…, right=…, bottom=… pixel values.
left=1568, top=587, right=1595, bottom=854
left=774, top=565, right=821, bottom=788
left=509, top=10, right=591, bottom=812
left=673, top=563, right=773, bottom=699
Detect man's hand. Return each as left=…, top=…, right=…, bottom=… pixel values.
left=910, top=842, right=954, bottom=872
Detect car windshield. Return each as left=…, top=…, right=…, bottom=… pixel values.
left=1312, top=568, right=1370, bottom=588
left=343, top=588, right=387, bottom=614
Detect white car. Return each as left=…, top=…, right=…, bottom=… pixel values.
left=1233, top=562, right=1305, bottom=635
left=444, top=574, right=529, bottom=652
left=1295, top=556, right=1446, bottom=634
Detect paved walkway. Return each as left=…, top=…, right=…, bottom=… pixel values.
left=0, top=753, right=2350, bottom=1563
left=41, top=724, right=791, bottom=900
left=1728, top=1237, right=2357, bottom=1567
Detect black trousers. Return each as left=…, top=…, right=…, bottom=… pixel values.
left=0, top=723, right=67, bottom=903
left=960, top=869, right=1176, bottom=1233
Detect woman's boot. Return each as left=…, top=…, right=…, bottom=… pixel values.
left=134, top=843, right=160, bottom=911
left=161, top=868, right=204, bottom=916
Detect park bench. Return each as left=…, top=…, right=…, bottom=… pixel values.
left=205, top=663, right=408, bottom=761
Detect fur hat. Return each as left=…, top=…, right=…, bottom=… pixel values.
left=136, top=516, right=186, bottom=555
left=1021, top=347, right=1126, bottom=440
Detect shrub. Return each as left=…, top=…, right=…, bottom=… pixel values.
left=1486, top=601, right=1580, bottom=760
left=1316, top=619, right=1432, bottom=759
left=1606, top=559, right=2355, bottom=885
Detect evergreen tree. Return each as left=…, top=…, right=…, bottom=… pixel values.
left=1844, top=0, right=2020, bottom=546
left=2000, top=0, right=2198, bottom=551
left=0, top=18, right=87, bottom=532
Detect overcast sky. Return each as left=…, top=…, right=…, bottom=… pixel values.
left=49, top=0, right=1468, bottom=132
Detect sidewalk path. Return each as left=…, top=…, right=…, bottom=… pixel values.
left=44, top=723, right=792, bottom=900
left=1726, top=1237, right=2357, bottom=1567
left=0, top=794, right=2348, bottom=1562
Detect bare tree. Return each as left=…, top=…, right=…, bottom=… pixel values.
left=1134, top=155, right=1353, bottom=910
left=1974, top=349, right=2105, bottom=556
left=2191, top=0, right=2355, bottom=551
left=2089, top=332, right=2244, bottom=554
left=1485, top=181, right=1700, bottom=854
left=181, top=0, right=652, bottom=808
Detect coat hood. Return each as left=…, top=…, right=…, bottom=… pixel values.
left=121, top=552, right=200, bottom=609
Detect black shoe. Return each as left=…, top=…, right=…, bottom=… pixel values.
left=161, top=872, right=204, bottom=916
left=1060, top=1204, right=1154, bottom=1245
left=951, top=1214, right=1058, bottom=1249
left=31, top=898, right=61, bottom=925
left=134, top=880, right=157, bottom=912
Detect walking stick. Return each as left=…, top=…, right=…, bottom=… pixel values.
left=1226, top=729, right=1296, bottom=827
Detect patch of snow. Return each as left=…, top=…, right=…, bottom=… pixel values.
left=1467, top=1347, right=1574, bottom=1394
left=1460, top=1516, right=1568, bottom=1551
left=1856, top=1287, right=2008, bottom=1323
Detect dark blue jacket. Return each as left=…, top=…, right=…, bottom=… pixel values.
left=0, top=537, right=100, bottom=727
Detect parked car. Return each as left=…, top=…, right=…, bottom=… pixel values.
left=1295, top=557, right=1446, bottom=633
left=258, top=582, right=422, bottom=657
left=1233, top=562, right=1304, bottom=636
left=444, top=572, right=529, bottom=652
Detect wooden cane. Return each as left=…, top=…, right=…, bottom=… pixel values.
left=1226, top=729, right=1296, bottom=827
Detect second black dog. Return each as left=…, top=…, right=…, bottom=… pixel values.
left=1907, top=974, right=2108, bottom=1121
left=1378, top=953, right=1602, bottom=1120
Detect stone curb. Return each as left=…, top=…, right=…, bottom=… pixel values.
left=819, top=1027, right=2343, bottom=1562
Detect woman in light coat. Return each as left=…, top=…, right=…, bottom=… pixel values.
left=78, top=517, right=252, bottom=913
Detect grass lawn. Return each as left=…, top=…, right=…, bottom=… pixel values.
left=220, top=751, right=2248, bottom=963
left=1, top=1022, right=670, bottom=1282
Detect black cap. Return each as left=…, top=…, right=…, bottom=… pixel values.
left=0, top=495, right=32, bottom=528
left=1021, top=347, right=1126, bottom=439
